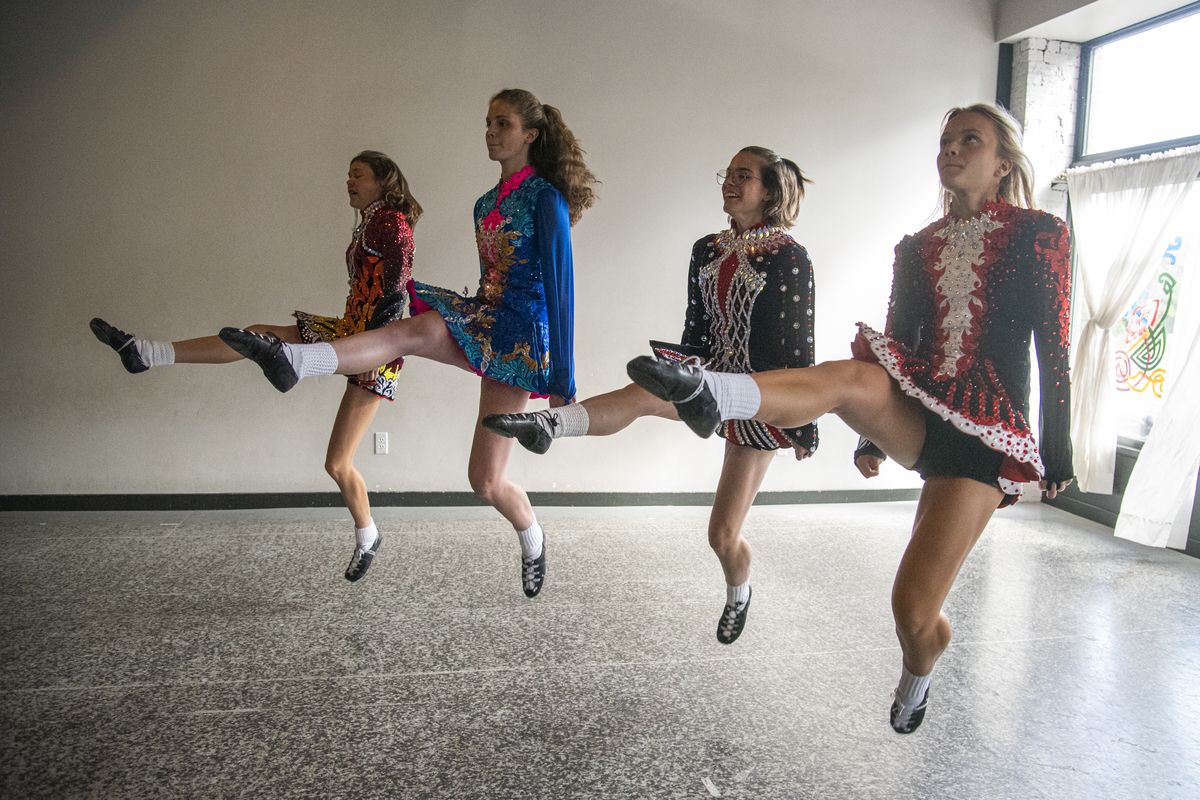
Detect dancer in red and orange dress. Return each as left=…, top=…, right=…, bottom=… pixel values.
left=90, top=150, right=418, bottom=582
left=627, top=104, right=1073, bottom=733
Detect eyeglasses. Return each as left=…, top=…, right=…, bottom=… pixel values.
left=717, top=169, right=760, bottom=187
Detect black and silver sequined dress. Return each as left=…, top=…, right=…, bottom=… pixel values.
left=663, top=224, right=818, bottom=452
left=852, top=201, right=1074, bottom=498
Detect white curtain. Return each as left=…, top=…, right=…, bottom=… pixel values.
left=1114, top=190, right=1200, bottom=549
left=1065, top=146, right=1200, bottom=494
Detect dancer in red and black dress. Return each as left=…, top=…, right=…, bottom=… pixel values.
left=485, top=146, right=817, bottom=644
left=627, top=105, right=1073, bottom=732
left=90, top=151, right=419, bottom=582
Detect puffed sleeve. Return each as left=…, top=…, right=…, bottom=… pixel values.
left=362, top=209, right=415, bottom=329
left=759, top=242, right=818, bottom=453
left=535, top=187, right=576, bottom=400
left=884, top=235, right=923, bottom=350
left=679, top=237, right=713, bottom=357
left=1031, top=214, right=1074, bottom=482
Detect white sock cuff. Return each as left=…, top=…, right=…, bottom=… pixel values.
left=135, top=339, right=175, bottom=368
left=897, top=665, right=931, bottom=704
left=355, top=519, right=378, bottom=548
left=726, top=581, right=751, bottom=606
left=293, top=341, right=339, bottom=379
left=516, top=517, right=543, bottom=558
left=708, top=372, right=761, bottom=421
left=551, top=405, right=590, bottom=438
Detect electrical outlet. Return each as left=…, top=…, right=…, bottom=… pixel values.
left=374, top=432, right=388, bottom=455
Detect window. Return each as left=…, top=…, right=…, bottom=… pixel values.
left=1075, top=2, right=1200, bottom=165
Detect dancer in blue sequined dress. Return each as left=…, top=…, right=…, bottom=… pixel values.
left=221, top=89, right=598, bottom=598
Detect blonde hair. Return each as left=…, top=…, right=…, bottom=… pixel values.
left=738, top=146, right=812, bottom=228
left=940, top=104, right=1034, bottom=213
left=491, top=88, right=598, bottom=225
left=351, top=150, right=423, bottom=226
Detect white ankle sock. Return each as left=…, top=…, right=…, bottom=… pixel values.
left=703, top=372, right=761, bottom=421
left=516, top=518, right=544, bottom=559
left=726, top=581, right=750, bottom=606
left=134, top=339, right=175, bottom=368
left=355, top=519, right=378, bottom=549
left=284, top=341, right=339, bottom=379
left=896, top=664, right=932, bottom=706
left=547, top=405, right=589, bottom=438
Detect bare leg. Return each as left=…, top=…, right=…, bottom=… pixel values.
left=708, top=442, right=774, bottom=585
left=326, top=313, right=471, bottom=375
left=751, top=360, right=927, bottom=468
left=580, top=383, right=679, bottom=435
left=173, top=324, right=301, bottom=363
left=467, top=379, right=535, bottom=528
left=892, top=477, right=1002, bottom=675
left=324, top=384, right=383, bottom=529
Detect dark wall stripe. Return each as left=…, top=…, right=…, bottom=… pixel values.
left=0, top=489, right=921, bottom=512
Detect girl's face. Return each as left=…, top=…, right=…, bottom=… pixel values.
left=485, top=100, right=537, bottom=166
left=721, top=151, right=770, bottom=227
left=346, top=161, right=383, bottom=210
left=937, top=111, right=1011, bottom=201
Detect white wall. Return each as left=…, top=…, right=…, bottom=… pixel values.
left=0, top=0, right=999, bottom=496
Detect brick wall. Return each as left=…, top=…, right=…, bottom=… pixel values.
left=1007, top=38, right=1082, bottom=217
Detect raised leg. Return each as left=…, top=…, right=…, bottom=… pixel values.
left=751, top=360, right=926, bottom=468
left=579, top=383, right=678, bottom=434
left=173, top=323, right=301, bottom=364
left=328, top=313, right=470, bottom=374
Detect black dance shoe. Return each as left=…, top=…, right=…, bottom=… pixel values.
left=344, top=532, right=382, bottom=582
left=521, top=540, right=546, bottom=598
left=890, top=686, right=929, bottom=734
left=90, top=318, right=149, bottom=374
left=625, top=355, right=719, bottom=438
left=483, top=412, right=556, bottom=455
left=218, top=328, right=299, bottom=393
left=716, top=587, right=752, bottom=644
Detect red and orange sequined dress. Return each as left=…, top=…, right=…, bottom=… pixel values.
left=852, top=201, right=1073, bottom=498
left=659, top=224, right=818, bottom=452
left=293, top=200, right=414, bottom=401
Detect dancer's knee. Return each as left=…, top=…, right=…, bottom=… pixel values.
left=707, top=523, right=742, bottom=560
left=325, top=454, right=355, bottom=485
left=468, top=467, right=504, bottom=505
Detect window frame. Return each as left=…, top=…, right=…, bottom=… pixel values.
left=1073, top=1, right=1200, bottom=166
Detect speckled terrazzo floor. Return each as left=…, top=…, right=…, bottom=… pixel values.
left=2, top=501, right=1199, bottom=799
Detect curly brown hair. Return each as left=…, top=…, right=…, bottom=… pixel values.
left=491, top=89, right=598, bottom=225
left=351, top=150, right=423, bottom=226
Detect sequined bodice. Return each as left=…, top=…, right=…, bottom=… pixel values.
left=698, top=225, right=783, bottom=370
left=928, top=211, right=1003, bottom=377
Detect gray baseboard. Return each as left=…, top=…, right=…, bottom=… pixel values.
left=0, top=489, right=921, bottom=512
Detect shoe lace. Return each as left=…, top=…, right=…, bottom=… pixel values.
left=891, top=690, right=925, bottom=727
left=522, top=555, right=543, bottom=589
left=718, top=601, right=745, bottom=636
left=675, top=356, right=710, bottom=403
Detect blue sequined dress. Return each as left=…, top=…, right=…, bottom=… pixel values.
left=410, top=165, right=576, bottom=399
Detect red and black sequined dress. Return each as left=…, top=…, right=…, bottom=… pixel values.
left=293, top=200, right=414, bottom=401
left=669, top=224, right=818, bottom=452
left=852, top=201, right=1073, bottom=498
